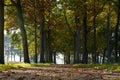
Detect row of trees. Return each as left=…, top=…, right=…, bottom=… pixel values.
left=1, top=0, right=120, bottom=64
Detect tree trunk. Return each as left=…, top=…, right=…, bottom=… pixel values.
left=82, top=0, right=88, bottom=64
left=66, top=53, right=70, bottom=64
left=47, top=29, right=53, bottom=63
left=115, top=0, right=120, bottom=63
left=44, top=31, right=48, bottom=62
left=74, top=15, right=80, bottom=63
left=53, top=52, right=56, bottom=64
left=102, top=48, right=106, bottom=63
left=40, top=18, right=45, bottom=63
left=118, top=0, right=120, bottom=63
left=106, top=2, right=111, bottom=63
left=0, top=0, right=4, bottom=64
left=16, top=0, right=30, bottom=63
left=39, top=0, right=45, bottom=63
left=34, top=0, right=38, bottom=63
left=93, top=0, right=97, bottom=64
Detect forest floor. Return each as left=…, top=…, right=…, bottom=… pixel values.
left=0, top=64, right=120, bottom=80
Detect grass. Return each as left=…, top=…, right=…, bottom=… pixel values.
left=73, top=63, right=120, bottom=71
left=1, top=63, right=120, bottom=71
left=0, top=62, right=51, bottom=70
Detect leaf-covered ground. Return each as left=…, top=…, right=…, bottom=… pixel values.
left=0, top=64, right=120, bottom=80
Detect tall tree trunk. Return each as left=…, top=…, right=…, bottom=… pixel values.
left=15, top=0, right=30, bottom=63
left=46, top=6, right=53, bottom=63
left=92, top=0, right=97, bottom=64
left=47, top=29, right=53, bottom=63
left=40, top=18, right=45, bottom=63
left=74, top=15, right=80, bottom=63
left=106, top=1, right=111, bottom=63
left=34, top=0, right=38, bottom=63
left=118, top=0, right=120, bottom=63
left=34, top=21, right=38, bottom=63
left=39, top=0, right=45, bottom=63
left=82, top=0, right=88, bottom=64
left=0, top=0, right=4, bottom=64
left=74, top=32, right=77, bottom=63
left=115, top=0, right=120, bottom=63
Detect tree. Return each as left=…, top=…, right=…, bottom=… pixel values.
left=92, top=0, right=97, bottom=63
left=39, top=0, right=45, bottom=63
left=0, top=0, right=4, bottom=64
left=82, top=0, right=88, bottom=64
left=106, top=1, right=111, bottom=63
left=11, top=0, right=30, bottom=63
left=34, top=0, right=38, bottom=63
left=115, top=0, right=120, bottom=63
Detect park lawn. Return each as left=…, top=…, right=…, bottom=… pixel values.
left=0, top=63, right=120, bottom=71
left=73, top=63, right=120, bottom=71
left=0, top=63, right=51, bottom=70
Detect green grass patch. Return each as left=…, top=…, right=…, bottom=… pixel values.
left=0, top=64, right=16, bottom=70
left=73, top=63, right=120, bottom=71
left=31, top=63, right=51, bottom=67
left=0, top=62, right=51, bottom=70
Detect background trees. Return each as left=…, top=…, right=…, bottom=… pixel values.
left=2, top=0, right=120, bottom=64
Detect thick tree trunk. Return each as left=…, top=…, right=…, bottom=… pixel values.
left=0, top=0, right=4, bottom=64
left=39, top=0, right=45, bottom=63
left=74, top=15, right=80, bottom=63
left=40, top=18, right=45, bottom=63
left=16, top=0, right=30, bottom=63
left=82, top=0, right=88, bottom=64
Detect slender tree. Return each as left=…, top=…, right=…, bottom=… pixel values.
left=106, top=1, right=111, bottom=63
left=115, top=0, right=120, bottom=63
left=34, top=0, right=38, bottom=63
left=0, top=0, right=4, bottom=64
left=92, top=0, right=97, bottom=63
left=82, top=0, right=88, bottom=64
left=40, top=0, right=45, bottom=63
left=11, top=0, right=30, bottom=63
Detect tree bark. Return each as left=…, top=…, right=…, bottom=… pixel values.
left=40, top=18, right=45, bottom=63
left=53, top=52, right=56, bottom=64
left=106, top=1, right=111, bottom=63
left=39, top=0, right=46, bottom=63
left=15, top=0, right=30, bottom=63
left=0, top=0, right=4, bottom=64
left=92, top=0, right=97, bottom=64
left=74, top=15, right=81, bottom=63
left=82, top=0, right=88, bottom=64
left=115, top=0, right=120, bottom=63
left=34, top=0, right=38, bottom=63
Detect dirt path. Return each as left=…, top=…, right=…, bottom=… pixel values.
left=0, top=65, right=120, bottom=80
